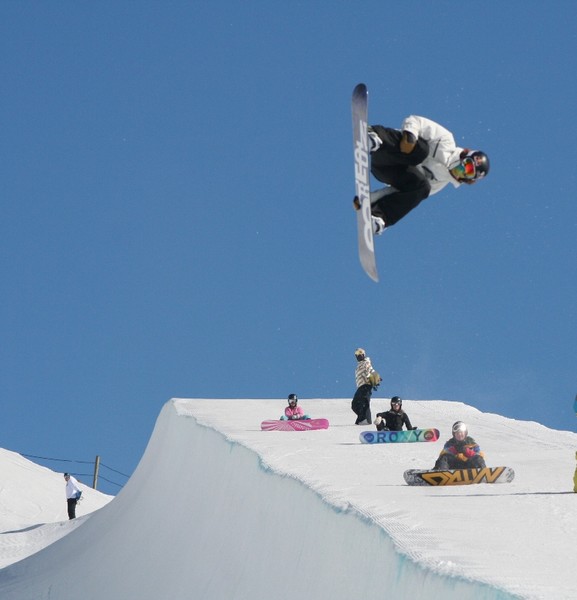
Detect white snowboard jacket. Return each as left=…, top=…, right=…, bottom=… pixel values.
left=65, top=476, right=82, bottom=500
left=401, top=115, right=464, bottom=196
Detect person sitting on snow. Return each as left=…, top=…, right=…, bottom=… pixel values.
left=280, top=394, right=310, bottom=420
left=433, top=421, right=486, bottom=471
left=373, top=396, right=416, bottom=431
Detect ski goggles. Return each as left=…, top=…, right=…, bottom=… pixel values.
left=458, top=157, right=477, bottom=180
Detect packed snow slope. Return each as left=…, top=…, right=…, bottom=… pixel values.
left=1, top=398, right=576, bottom=600
left=0, top=449, right=112, bottom=568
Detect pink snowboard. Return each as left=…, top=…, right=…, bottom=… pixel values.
left=261, top=418, right=329, bottom=431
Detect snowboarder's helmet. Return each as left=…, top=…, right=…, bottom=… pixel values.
left=462, top=150, right=490, bottom=180
left=452, top=421, right=468, bottom=436
left=288, top=393, right=298, bottom=405
left=354, top=348, right=366, bottom=361
left=390, top=396, right=402, bottom=408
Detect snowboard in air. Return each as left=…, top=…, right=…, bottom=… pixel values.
left=351, top=83, right=378, bottom=282
left=403, top=466, right=515, bottom=486
left=261, top=419, right=329, bottom=431
left=360, top=428, right=439, bottom=444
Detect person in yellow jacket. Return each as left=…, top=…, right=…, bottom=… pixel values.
left=574, top=395, right=577, bottom=492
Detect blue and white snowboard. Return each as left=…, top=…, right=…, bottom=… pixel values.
left=352, top=83, right=378, bottom=282
left=360, top=428, right=439, bottom=444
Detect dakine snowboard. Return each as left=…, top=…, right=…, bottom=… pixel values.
left=403, top=466, right=515, bottom=486
left=352, top=83, right=378, bottom=282
left=261, top=419, right=329, bottom=431
left=360, top=428, right=439, bottom=444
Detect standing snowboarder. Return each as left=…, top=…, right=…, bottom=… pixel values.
left=351, top=348, right=381, bottom=425
left=374, top=396, right=416, bottom=431
left=365, top=115, right=490, bottom=234
left=64, top=473, right=82, bottom=520
left=433, top=421, right=486, bottom=471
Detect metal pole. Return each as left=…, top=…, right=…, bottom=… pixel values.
left=93, top=455, right=100, bottom=490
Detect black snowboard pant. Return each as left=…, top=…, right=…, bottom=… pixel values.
left=369, top=126, right=431, bottom=226
left=67, top=498, right=78, bottom=520
left=351, top=384, right=372, bottom=424
left=433, top=454, right=487, bottom=471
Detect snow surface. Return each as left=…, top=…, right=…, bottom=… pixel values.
left=0, top=448, right=112, bottom=569
left=1, top=398, right=576, bottom=599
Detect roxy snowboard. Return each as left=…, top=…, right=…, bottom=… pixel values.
left=261, top=418, right=329, bottom=431
left=403, top=466, right=515, bottom=486
left=352, top=83, right=378, bottom=282
left=359, top=428, right=439, bottom=444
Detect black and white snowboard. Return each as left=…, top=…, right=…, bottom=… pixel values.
left=351, top=83, right=378, bottom=282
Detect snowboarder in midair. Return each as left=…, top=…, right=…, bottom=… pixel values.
left=351, top=348, right=381, bottom=425
left=433, top=421, right=486, bottom=471
left=363, top=115, right=490, bottom=234
left=374, top=396, right=416, bottom=431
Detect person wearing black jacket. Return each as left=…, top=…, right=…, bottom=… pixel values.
left=373, top=397, right=416, bottom=431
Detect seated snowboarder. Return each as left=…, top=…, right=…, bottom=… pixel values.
left=363, top=115, right=490, bottom=235
left=373, top=396, right=416, bottom=431
left=433, top=421, right=486, bottom=471
left=280, top=394, right=310, bottom=420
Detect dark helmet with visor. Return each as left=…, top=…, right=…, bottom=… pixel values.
left=452, top=150, right=490, bottom=182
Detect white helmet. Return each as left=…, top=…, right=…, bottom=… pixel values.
left=452, top=421, right=468, bottom=436
left=354, top=348, right=366, bottom=361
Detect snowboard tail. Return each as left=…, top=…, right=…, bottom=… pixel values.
left=403, top=466, right=515, bottom=486
left=360, top=428, right=439, bottom=444
left=261, top=419, right=329, bottom=431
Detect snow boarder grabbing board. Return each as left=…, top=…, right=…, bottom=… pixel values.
left=351, top=84, right=491, bottom=281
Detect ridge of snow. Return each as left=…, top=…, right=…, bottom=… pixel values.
left=1, top=398, right=576, bottom=599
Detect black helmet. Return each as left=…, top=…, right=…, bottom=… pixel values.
left=390, top=396, right=402, bottom=409
left=288, top=393, right=298, bottom=405
left=452, top=150, right=490, bottom=182
left=467, top=150, right=490, bottom=179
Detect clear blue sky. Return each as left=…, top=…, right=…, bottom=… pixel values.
left=1, top=2, right=576, bottom=494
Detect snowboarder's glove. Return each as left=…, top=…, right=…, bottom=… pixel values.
left=464, top=447, right=476, bottom=457
left=368, top=371, right=381, bottom=388
left=400, top=131, right=417, bottom=154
